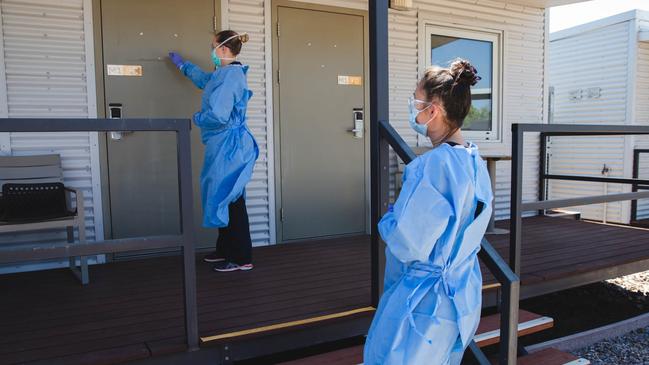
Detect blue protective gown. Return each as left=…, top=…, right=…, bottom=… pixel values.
left=364, top=142, right=493, bottom=365
left=181, top=61, right=259, bottom=228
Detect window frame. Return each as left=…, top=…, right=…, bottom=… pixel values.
left=419, top=23, right=503, bottom=145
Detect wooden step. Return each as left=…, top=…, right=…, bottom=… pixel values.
left=278, top=310, right=554, bottom=364
left=514, top=348, right=590, bottom=365
left=476, top=310, right=554, bottom=347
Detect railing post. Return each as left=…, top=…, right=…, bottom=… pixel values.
left=500, top=279, right=520, bottom=364
left=369, top=0, right=390, bottom=307
left=538, top=133, right=547, bottom=216
left=510, top=125, right=523, bottom=275
left=632, top=149, right=640, bottom=222
left=177, top=122, right=199, bottom=351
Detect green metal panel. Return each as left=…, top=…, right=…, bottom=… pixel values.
left=277, top=6, right=366, bottom=241
left=101, top=0, right=217, bottom=249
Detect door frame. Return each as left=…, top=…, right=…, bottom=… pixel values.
left=92, top=0, right=221, bottom=252
left=271, top=0, right=370, bottom=243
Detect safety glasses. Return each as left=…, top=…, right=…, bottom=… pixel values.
left=408, top=96, right=431, bottom=113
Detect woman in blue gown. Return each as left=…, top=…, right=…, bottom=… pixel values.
left=364, top=59, right=493, bottom=364
left=169, top=31, right=258, bottom=272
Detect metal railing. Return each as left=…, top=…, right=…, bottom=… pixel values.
left=631, top=149, right=649, bottom=222
left=0, top=118, right=200, bottom=350
left=377, top=120, right=520, bottom=365
left=513, top=124, right=649, bottom=276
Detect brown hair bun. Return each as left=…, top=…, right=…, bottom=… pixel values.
left=449, top=59, right=481, bottom=87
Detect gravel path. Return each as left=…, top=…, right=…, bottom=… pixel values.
left=569, top=271, right=649, bottom=365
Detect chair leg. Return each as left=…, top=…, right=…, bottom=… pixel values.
left=67, top=225, right=89, bottom=285
left=80, top=256, right=89, bottom=285
left=78, top=218, right=89, bottom=285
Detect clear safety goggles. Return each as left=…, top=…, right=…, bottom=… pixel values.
left=408, top=95, right=432, bottom=113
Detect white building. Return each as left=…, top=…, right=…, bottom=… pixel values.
left=0, top=0, right=585, bottom=272
left=549, top=9, right=649, bottom=223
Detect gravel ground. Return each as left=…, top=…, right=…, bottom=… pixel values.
left=518, top=278, right=649, bottom=346
left=568, top=271, right=649, bottom=365
left=571, top=326, right=649, bottom=365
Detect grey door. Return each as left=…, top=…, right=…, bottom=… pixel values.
left=277, top=7, right=366, bottom=241
left=101, top=0, right=217, bottom=252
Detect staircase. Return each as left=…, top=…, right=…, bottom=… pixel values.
left=278, top=309, right=590, bottom=365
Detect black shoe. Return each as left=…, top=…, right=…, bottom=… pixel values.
left=213, top=262, right=254, bottom=272
left=203, top=252, right=225, bottom=263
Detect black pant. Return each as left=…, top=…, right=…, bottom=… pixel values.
left=215, top=195, right=252, bottom=264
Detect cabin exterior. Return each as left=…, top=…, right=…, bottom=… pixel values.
left=549, top=9, right=649, bottom=224
left=3, top=1, right=649, bottom=365
left=0, top=0, right=564, bottom=273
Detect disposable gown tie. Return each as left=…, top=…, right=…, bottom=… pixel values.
left=406, top=264, right=454, bottom=343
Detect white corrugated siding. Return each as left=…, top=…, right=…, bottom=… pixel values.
left=388, top=8, right=419, bottom=201
left=548, top=20, right=631, bottom=223
left=227, top=0, right=272, bottom=245
left=223, top=0, right=547, bottom=242
left=0, top=0, right=102, bottom=272
left=634, top=30, right=649, bottom=219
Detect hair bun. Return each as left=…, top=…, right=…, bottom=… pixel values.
left=239, top=33, right=249, bottom=43
left=450, top=59, right=480, bottom=87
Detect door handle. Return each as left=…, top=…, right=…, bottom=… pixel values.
left=108, top=103, right=132, bottom=141
left=348, top=108, right=364, bottom=139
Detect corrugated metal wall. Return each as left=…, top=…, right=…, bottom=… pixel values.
left=222, top=0, right=548, bottom=243
left=226, top=0, right=273, bottom=245
left=548, top=20, right=631, bottom=223
left=634, top=33, right=649, bottom=219
left=0, top=0, right=102, bottom=272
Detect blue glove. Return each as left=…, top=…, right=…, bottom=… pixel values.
left=168, top=52, right=185, bottom=70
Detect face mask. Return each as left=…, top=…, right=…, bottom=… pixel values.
left=211, top=48, right=222, bottom=67
left=211, top=33, right=247, bottom=67
left=408, top=96, right=433, bottom=136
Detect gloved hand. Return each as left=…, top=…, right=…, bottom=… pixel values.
left=168, top=52, right=185, bottom=70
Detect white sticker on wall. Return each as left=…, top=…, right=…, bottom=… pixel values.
left=107, top=65, right=143, bottom=77
left=338, top=75, right=363, bottom=86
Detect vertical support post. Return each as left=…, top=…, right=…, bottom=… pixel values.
left=500, top=279, right=520, bottom=365
left=178, top=122, right=199, bottom=351
left=631, top=149, right=640, bottom=222
left=509, top=125, right=523, bottom=275
left=369, top=0, right=390, bottom=307
left=538, top=133, right=547, bottom=216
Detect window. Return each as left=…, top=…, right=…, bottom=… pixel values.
left=423, top=25, right=501, bottom=141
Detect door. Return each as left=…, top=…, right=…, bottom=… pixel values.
left=101, top=0, right=217, bottom=253
left=276, top=7, right=366, bottom=241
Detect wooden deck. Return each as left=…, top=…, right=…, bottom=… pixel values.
left=486, top=216, right=649, bottom=297
left=0, top=236, right=371, bottom=364
left=1, top=216, right=648, bottom=364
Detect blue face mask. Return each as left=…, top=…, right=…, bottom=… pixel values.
left=211, top=48, right=222, bottom=67
left=408, top=97, right=433, bottom=136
